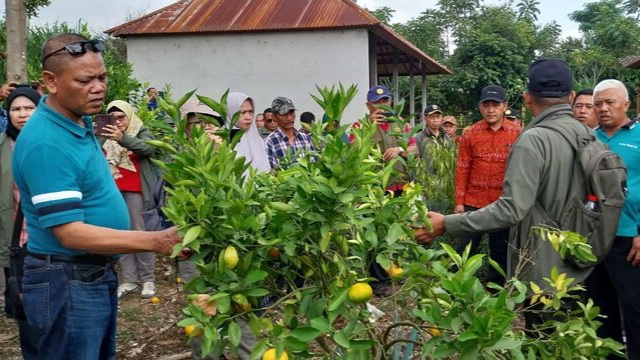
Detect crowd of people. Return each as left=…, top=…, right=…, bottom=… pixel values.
left=0, top=32, right=638, bottom=360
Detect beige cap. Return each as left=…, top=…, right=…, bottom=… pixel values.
left=181, top=99, right=220, bottom=118
left=442, top=116, right=457, bottom=125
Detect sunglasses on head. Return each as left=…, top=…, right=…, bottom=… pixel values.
left=42, top=40, right=106, bottom=66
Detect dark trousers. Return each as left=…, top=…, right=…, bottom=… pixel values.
left=586, top=236, right=640, bottom=360
left=456, top=206, right=509, bottom=284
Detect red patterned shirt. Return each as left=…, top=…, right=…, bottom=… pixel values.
left=454, top=119, right=521, bottom=208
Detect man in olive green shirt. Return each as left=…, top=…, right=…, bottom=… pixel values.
left=416, top=59, right=594, bottom=326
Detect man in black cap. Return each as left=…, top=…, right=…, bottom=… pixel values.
left=417, top=59, right=593, bottom=326
left=452, top=85, right=521, bottom=285
left=413, top=104, right=452, bottom=171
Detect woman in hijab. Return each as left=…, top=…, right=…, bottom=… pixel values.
left=226, top=92, right=270, bottom=173
left=101, top=100, right=158, bottom=299
left=0, top=86, right=42, bottom=359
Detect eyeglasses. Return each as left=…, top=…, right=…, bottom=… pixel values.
left=113, top=114, right=127, bottom=122
left=42, top=40, right=106, bottom=66
left=266, top=119, right=277, bottom=123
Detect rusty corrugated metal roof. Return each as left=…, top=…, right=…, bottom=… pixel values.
left=105, top=0, right=378, bottom=36
left=621, top=55, right=640, bottom=69
left=105, top=0, right=451, bottom=75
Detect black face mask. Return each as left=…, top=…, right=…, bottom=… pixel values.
left=5, top=119, right=20, bottom=141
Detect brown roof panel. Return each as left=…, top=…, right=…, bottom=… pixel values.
left=106, top=0, right=379, bottom=36
left=105, top=0, right=451, bottom=75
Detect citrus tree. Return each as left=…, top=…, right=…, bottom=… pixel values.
left=150, top=86, right=624, bottom=360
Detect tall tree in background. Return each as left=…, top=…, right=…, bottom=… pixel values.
left=516, top=0, right=541, bottom=22
left=4, top=0, right=51, bottom=82
left=442, top=6, right=537, bottom=114
left=624, top=0, right=640, bottom=19
left=568, top=0, right=640, bottom=89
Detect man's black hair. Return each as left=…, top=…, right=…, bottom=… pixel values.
left=300, top=111, right=315, bottom=124
left=573, top=88, right=594, bottom=106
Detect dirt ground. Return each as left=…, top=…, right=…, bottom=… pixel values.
left=0, top=256, right=192, bottom=360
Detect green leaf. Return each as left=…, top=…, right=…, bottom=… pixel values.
left=485, top=338, right=523, bottom=351
left=349, top=339, right=375, bottom=350
left=320, top=231, right=331, bottom=253
left=310, top=317, right=331, bottom=332
left=333, top=331, right=350, bottom=348
left=228, top=321, right=241, bottom=347
left=243, top=288, right=270, bottom=297
left=291, top=326, right=322, bottom=342
left=384, top=223, right=404, bottom=245
left=183, top=226, right=201, bottom=246
left=328, top=287, right=349, bottom=312
left=245, top=270, right=269, bottom=284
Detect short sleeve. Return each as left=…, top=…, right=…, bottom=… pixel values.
left=18, top=143, right=84, bottom=228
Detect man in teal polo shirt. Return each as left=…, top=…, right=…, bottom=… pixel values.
left=12, top=33, right=184, bottom=359
left=586, top=78, right=640, bottom=359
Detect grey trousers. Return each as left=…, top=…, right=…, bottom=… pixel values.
left=119, top=192, right=155, bottom=283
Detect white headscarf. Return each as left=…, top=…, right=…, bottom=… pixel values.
left=226, top=92, right=270, bottom=173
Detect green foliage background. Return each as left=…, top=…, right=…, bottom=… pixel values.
left=370, top=0, right=640, bottom=124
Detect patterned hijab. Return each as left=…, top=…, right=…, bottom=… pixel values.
left=102, top=100, right=144, bottom=179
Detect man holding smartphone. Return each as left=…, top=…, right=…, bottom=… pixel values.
left=350, top=85, right=416, bottom=297
left=12, top=33, right=185, bottom=359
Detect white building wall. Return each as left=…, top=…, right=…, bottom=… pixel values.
left=126, top=29, right=371, bottom=125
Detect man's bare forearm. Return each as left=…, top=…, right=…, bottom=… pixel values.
left=52, top=221, right=180, bottom=256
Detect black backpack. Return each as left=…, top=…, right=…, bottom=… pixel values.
left=534, top=121, right=627, bottom=268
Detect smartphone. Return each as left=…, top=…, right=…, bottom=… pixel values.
left=95, top=114, right=115, bottom=136
left=15, top=83, right=38, bottom=90
left=379, top=111, right=396, bottom=122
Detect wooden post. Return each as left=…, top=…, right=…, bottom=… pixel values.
left=392, top=48, right=399, bottom=103
left=5, top=0, right=28, bottom=83
left=409, top=63, right=415, bottom=126
left=368, top=32, right=377, bottom=87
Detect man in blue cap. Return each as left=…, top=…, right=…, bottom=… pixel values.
left=417, top=59, right=594, bottom=327
left=351, top=85, right=416, bottom=297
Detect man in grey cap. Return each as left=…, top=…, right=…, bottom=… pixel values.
left=417, top=59, right=592, bottom=328
left=264, top=96, right=315, bottom=169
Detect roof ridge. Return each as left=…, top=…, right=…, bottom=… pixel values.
left=105, top=0, right=191, bottom=34
left=337, top=0, right=382, bottom=26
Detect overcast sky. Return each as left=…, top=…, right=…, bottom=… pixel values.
left=6, top=0, right=588, bottom=38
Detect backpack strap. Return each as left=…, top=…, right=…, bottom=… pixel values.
left=529, top=121, right=585, bottom=225
left=532, top=122, right=580, bottom=152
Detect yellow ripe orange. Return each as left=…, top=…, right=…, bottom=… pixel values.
left=223, top=246, right=239, bottom=269
left=184, top=324, right=204, bottom=337
left=427, top=327, right=441, bottom=337
left=386, top=263, right=404, bottom=277
left=150, top=296, right=160, bottom=304
left=348, top=283, right=373, bottom=304
left=262, top=348, right=288, bottom=360
left=176, top=276, right=183, bottom=284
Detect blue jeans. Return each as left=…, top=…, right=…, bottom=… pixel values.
left=22, top=255, right=118, bottom=360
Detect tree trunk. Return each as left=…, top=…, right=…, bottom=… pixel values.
left=5, top=0, right=28, bottom=83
